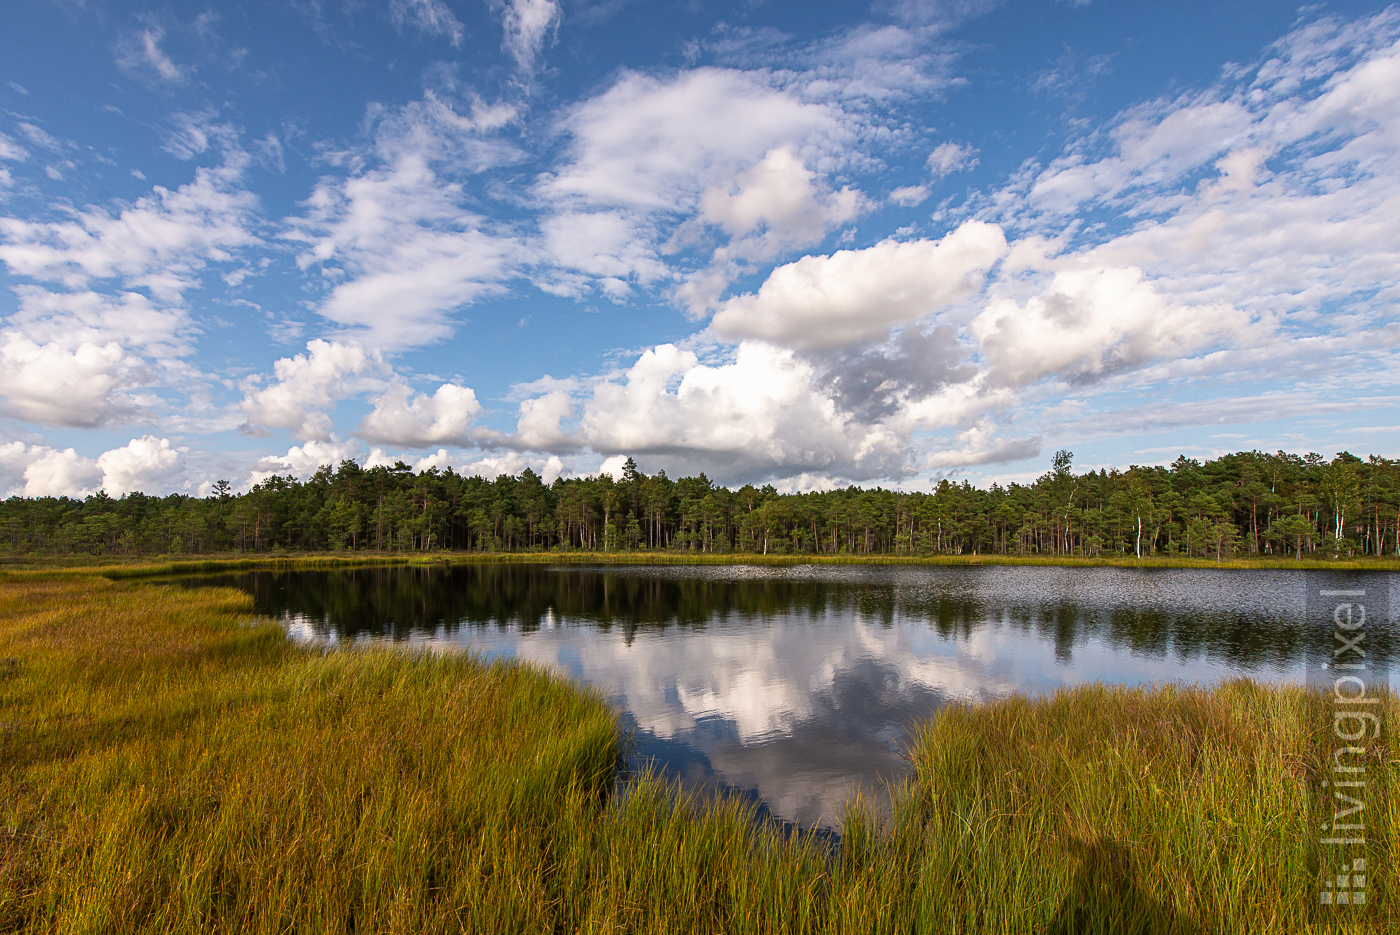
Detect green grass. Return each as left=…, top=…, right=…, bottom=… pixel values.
left=1, top=568, right=1394, bottom=932
left=436, top=550, right=1400, bottom=571
left=7, top=549, right=1400, bottom=574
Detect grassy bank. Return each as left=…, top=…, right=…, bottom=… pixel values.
left=430, top=550, right=1400, bottom=571
left=1, top=571, right=1394, bottom=932
left=8, top=549, right=1400, bottom=576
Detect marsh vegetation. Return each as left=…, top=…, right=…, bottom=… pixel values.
left=0, top=566, right=1394, bottom=932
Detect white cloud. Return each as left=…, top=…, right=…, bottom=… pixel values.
left=114, top=26, right=188, bottom=83
left=0, top=162, right=258, bottom=303
left=921, top=420, right=1041, bottom=468
left=535, top=51, right=940, bottom=301
left=971, top=266, right=1252, bottom=388
left=162, top=110, right=239, bottom=161
left=888, top=185, right=929, bottom=206
left=0, top=439, right=183, bottom=497
left=390, top=0, right=465, bottom=46
left=0, top=334, right=147, bottom=427
left=11, top=287, right=190, bottom=358
left=677, top=147, right=867, bottom=315
left=711, top=220, right=1007, bottom=351
left=17, top=123, right=61, bottom=152
left=572, top=342, right=907, bottom=482
left=700, top=147, right=862, bottom=248
left=1026, top=101, right=1252, bottom=214
left=96, top=435, right=186, bottom=495
left=508, top=389, right=579, bottom=451
left=366, top=446, right=566, bottom=482
left=596, top=453, right=629, bottom=479
left=0, top=134, right=29, bottom=162
left=288, top=94, right=522, bottom=346
left=358, top=381, right=481, bottom=447
left=927, top=141, right=977, bottom=177
left=21, top=447, right=101, bottom=498
left=539, top=210, right=669, bottom=291
left=240, top=340, right=387, bottom=441
left=491, top=0, right=560, bottom=71
left=462, top=451, right=566, bottom=483
left=247, top=437, right=363, bottom=487
left=885, top=0, right=1005, bottom=29
left=542, top=68, right=849, bottom=214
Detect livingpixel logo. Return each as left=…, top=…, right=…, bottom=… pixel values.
left=1319, top=858, right=1365, bottom=906
left=1312, top=583, right=1384, bottom=911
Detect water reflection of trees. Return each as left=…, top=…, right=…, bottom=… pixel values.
left=177, top=565, right=1391, bottom=669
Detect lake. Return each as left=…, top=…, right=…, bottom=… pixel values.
left=174, top=562, right=1397, bottom=830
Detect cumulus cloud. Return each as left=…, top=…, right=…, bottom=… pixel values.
left=817, top=324, right=977, bottom=422
left=507, top=390, right=579, bottom=451
left=364, top=446, right=567, bottom=482
left=570, top=342, right=906, bottom=482
left=0, top=335, right=147, bottom=427
left=247, top=438, right=363, bottom=487
left=0, top=436, right=191, bottom=498
left=19, top=447, right=102, bottom=497
left=240, top=340, right=387, bottom=441
left=96, top=435, right=186, bottom=495
left=676, top=147, right=865, bottom=311
left=700, top=147, right=862, bottom=250
left=972, top=266, right=1250, bottom=387
left=358, top=382, right=481, bottom=447
left=711, top=220, right=1007, bottom=351
left=534, top=33, right=965, bottom=303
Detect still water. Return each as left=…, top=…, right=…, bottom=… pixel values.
left=177, top=563, right=1396, bottom=830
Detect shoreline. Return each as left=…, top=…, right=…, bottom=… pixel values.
left=3, top=549, right=1400, bottom=578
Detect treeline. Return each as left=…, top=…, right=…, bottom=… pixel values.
left=2, top=449, right=1398, bottom=559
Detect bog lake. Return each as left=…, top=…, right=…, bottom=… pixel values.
left=174, top=563, right=1397, bottom=830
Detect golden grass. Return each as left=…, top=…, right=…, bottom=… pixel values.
left=1, top=568, right=1394, bottom=932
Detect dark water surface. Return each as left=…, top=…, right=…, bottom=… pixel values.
left=174, top=563, right=1397, bottom=830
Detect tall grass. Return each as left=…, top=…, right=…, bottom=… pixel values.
left=1, top=569, right=1394, bottom=932
left=832, top=681, right=1396, bottom=932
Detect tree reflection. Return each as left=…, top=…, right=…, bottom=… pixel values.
left=173, top=565, right=1392, bottom=670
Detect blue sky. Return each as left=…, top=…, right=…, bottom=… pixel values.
left=0, top=0, right=1396, bottom=495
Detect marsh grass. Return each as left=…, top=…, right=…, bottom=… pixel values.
left=8, top=550, right=1399, bottom=574
left=419, top=551, right=1400, bottom=571
left=1, top=567, right=1395, bottom=932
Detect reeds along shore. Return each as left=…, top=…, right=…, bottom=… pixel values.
left=1, top=569, right=1395, bottom=933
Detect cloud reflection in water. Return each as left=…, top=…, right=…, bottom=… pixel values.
left=210, top=564, right=1393, bottom=830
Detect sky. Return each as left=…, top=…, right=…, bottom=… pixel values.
left=0, top=0, right=1397, bottom=497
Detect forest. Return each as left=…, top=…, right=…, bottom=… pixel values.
left=1, top=449, right=1396, bottom=559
